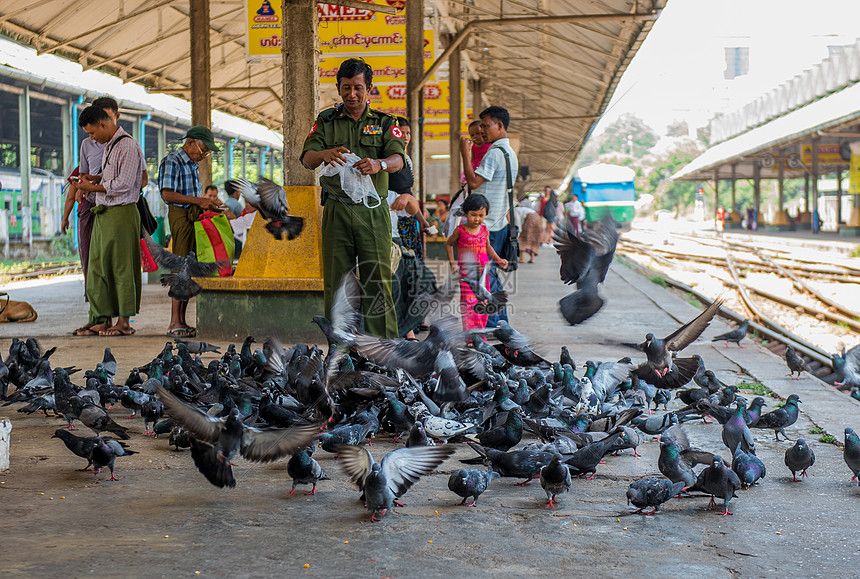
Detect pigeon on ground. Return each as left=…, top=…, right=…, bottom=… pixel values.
left=833, top=344, right=860, bottom=389
left=785, top=346, right=810, bottom=380
left=690, top=455, right=741, bottom=516
left=658, top=437, right=696, bottom=488
left=565, top=432, right=624, bottom=479
left=632, top=412, right=678, bottom=437
left=711, top=319, right=749, bottom=347
left=318, top=422, right=374, bottom=454
left=144, top=234, right=227, bottom=301
left=752, top=394, right=801, bottom=441
left=225, top=178, right=304, bottom=241
left=141, top=399, right=165, bottom=436
left=52, top=429, right=133, bottom=471
left=540, top=454, right=572, bottom=508
left=552, top=215, right=619, bottom=325
left=844, top=428, right=860, bottom=482
left=467, top=408, right=523, bottom=451
left=559, top=346, right=575, bottom=370
left=462, top=444, right=555, bottom=485
left=744, top=397, right=767, bottom=427
left=89, top=437, right=138, bottom=481
left=732, top=443, right=766, bottom=489
left=785, top=438, right=815, bottom=481
left=406, top=421, right=430, bottom=447
left=173, top=339, right=221, bottom=354
left=626, top=478, right=685, bottom=515
left=70, top=396, right=130, bottom=440
left=632, top=300, right=722, bottom=389
left=448, top=468, right=500, bottom=507
left=722, top=398, right=755, bottom=456
left=287, top=446, right=329, bottom=496
left=336, top=443, right=455, bottom=521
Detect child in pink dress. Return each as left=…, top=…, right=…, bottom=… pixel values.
left=445, top=194, right=509, bottom=330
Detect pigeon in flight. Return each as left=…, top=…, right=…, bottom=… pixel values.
left=711, top=319, right=749, bottom=347
left=225, top=178, right=304, bottom=241
left=632, top=300, right=722, bottom=389
left=336, top=443, right=454, bottom=521
left=553, top=215, right=618, bottom=325
left=144, top=235, right=227, bottom=301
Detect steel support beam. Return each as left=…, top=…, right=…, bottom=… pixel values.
left=811, top=138, right=819, bottom=234
left=281, top=0, right=318, bottom=186
left=19, top=85, right=31, bottom=248
left=470, top=78, right=482, bottom=118
left=190, top=0, right=212, bottom=186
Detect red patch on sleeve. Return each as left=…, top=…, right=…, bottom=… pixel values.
left=391, top=126, right=403, bottom=139
left=308, top=123, right=317, bottom=137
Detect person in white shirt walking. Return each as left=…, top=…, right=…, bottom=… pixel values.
left=564, top=193, right=585, bottom=236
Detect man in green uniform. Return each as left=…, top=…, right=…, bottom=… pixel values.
left=301, top=58, right=406, bottom=338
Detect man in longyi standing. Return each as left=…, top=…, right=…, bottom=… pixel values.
left=301, top=58, right=406, bottom=338
left=75, top=106, right=147, bottom=336
left=158, top=126, right=222, bottom=338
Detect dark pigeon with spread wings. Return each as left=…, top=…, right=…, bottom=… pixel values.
left=225, top=178, right=304, bottom=241
left=144, top=234, right=226, bottom=301
left=553, top=215, right=618, bottom=325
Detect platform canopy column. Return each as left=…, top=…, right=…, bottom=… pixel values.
left=836, top=168, right=842, bottom=227
left=713, top=170, right=719, bottom=224
left=19, top=85, right=31, bottom=250
left=448, top=35, right=462, bottom=198
left=406, top=0, right=425, bottom=203
left=753, top=162, right=761, bottom=230
left=281, top=0, right=318, bottom=186
left=190, top=0, right=212, bottom=186
left=471, top=78, right=482, bottom=120
left=811, top=138, right=820, bottom=234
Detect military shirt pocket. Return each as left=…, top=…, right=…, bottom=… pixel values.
left=360, top=135, right=383, bottom=152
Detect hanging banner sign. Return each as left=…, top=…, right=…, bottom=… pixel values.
left=849, top=142, right=860, bottom=194
left=801, top=143, right=845, bottom=166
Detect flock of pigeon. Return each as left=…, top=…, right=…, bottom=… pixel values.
left=2, top=260, right=860, bottom=522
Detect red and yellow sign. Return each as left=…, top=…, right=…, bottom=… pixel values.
left=801, top=143, right=845, bottom=166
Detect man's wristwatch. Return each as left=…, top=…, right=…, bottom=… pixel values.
left=379, top=159, right=388, bottom=172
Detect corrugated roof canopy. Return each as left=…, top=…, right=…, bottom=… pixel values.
left=0, top=0, right=664, bottom=189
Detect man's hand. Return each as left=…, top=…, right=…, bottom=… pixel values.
left=74, top=189, right=86, bottom=203
left=75, top=179, right=96, bottom=192
left=321, top=146, right=350, bottom=166
left=195, top=196, right=221, bottom=211
left=82, top=174, right=101, bottom=185
left=61, top=216, right=70, bottom=235
left=355, top=157, right=382, bottom=175
left=459, top=135, right=473, bottom=154
left=390, top=193, right=412, bottom=211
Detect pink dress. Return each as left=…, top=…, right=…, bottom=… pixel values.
left=457, top=224, right=490, bottom=330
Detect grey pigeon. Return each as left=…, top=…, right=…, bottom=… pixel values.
left=52, top=429, right=134, bottom=471
left=732, top=443, right=766, bottom=489
left=711, top=319, right=748, bottom=347
left=225, top=178, right=304, bottom=240
left=626, top=478, right=685, bottom=515
left=144, top=234, right=227, bottom=301
left=448, top=468, right=500, bottom=506
left=157, top=386, right=318, bottom=484
left=287, top=446, right=329, bottom=496
left=71, top=396, right=130, bottom=440
left=459, top=255, right=508, bottom=315
left=405, top=421, right=430, bottom=447
left=785, top=346, right=810, bottom=380
left=690, top=455, right=741, bottom=516
left=784, top=438, right=815, bottom=482
left=336, top=443, right=455, bottom=521
left=174, top=338, right=221, bottom=355
left=658, top=437, right=696, bottom=488
left=844, top=427, right=860, bottom=482
left=632, top=412, right=678, bottom=437
left=540, top=454, right=572, bottom=508
left=721, top=398, right=755, bottom=455
left=90, top=437, right=137, bottom=481
left=833, top=344, right=860, bottom=389
left=462, top=444, right=554, bottom=485
left=752, top=394, right=801, bottom=441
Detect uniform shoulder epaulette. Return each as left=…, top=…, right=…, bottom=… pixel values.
left=318, top=107, right=339, bottom=121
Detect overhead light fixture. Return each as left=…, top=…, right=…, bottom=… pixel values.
left=430, top=154, right=451, bottom=160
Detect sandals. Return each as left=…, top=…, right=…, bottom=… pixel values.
left=99, top=327, right=136, bottom=336
left=167, top=327, right=197, bottom=338
left=72, top=327, right=99, bottom=336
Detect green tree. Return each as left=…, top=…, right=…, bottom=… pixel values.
left=596, top=114, right=658, bottom=158
left=645, top=143, right=706, bottom=211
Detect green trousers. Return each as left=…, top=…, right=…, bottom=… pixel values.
left=321, top=198, right=397, bottom=338
left=87, top=203, right=142, bottom=324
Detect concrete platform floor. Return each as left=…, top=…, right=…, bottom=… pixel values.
left=1, top=248, right=860, bottom=577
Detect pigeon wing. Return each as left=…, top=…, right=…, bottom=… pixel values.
left=256, top=178, right=290, bottom=220
left=334, top=444, right=376, bottom=491
left=553, top=226, right=595, bottom=285
left=380, top=445, right=456, bottom=498
left=144, top=235, right=186, bottom=270
left=239, top=423, right=320, bottom=463
left=225, top=178, right=265, bottom=216
left=157, top=385, right=224, bottom=443
left=329, top=271, right=361, bottom=342
left=352, top=333, right=438, bottom=376
left=664, top=300, right=722, bottom=353
left=186, top=258, right=230, bottom=278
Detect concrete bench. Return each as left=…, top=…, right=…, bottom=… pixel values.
left=194, top=186, right=325, bottom=342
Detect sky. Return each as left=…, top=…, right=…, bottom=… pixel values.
left=592, top=0, right=860, bottom=141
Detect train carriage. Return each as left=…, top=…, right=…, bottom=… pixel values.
left=570, top=163, right=636, bottom=226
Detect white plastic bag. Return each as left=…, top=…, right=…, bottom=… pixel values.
left=320, top=153, right=381, bottom=208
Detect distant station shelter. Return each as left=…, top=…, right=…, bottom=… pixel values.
left=570, top=163, right=636, bottom=226
left=673, top=39, right=860, bottom=236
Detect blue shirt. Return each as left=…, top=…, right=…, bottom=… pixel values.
left=157, top=148, right=200, bottom=207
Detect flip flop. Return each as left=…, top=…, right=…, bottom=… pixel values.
left=72, top=327, right=99, bottom=336
left=167, top=327, right=197, bottom=338
left=99, top=327, right=136, bottom=336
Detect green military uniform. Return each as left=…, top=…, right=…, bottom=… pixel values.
left=301, top=104, right=406, bottom=338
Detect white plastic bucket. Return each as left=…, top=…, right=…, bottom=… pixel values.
left=0, top=419, right=11, bottom=471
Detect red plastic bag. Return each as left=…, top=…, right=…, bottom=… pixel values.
left=140, top=238, right=158, bottom=272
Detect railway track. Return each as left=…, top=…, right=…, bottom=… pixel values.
left=1, top=261, right=81, bottom=282
left=618, top=233, right=860, bottom=390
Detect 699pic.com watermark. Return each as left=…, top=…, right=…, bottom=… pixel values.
left=352, top=258, right=518, bottom=322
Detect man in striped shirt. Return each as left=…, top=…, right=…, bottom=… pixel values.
left=75, top=105, right=148, bottom=336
